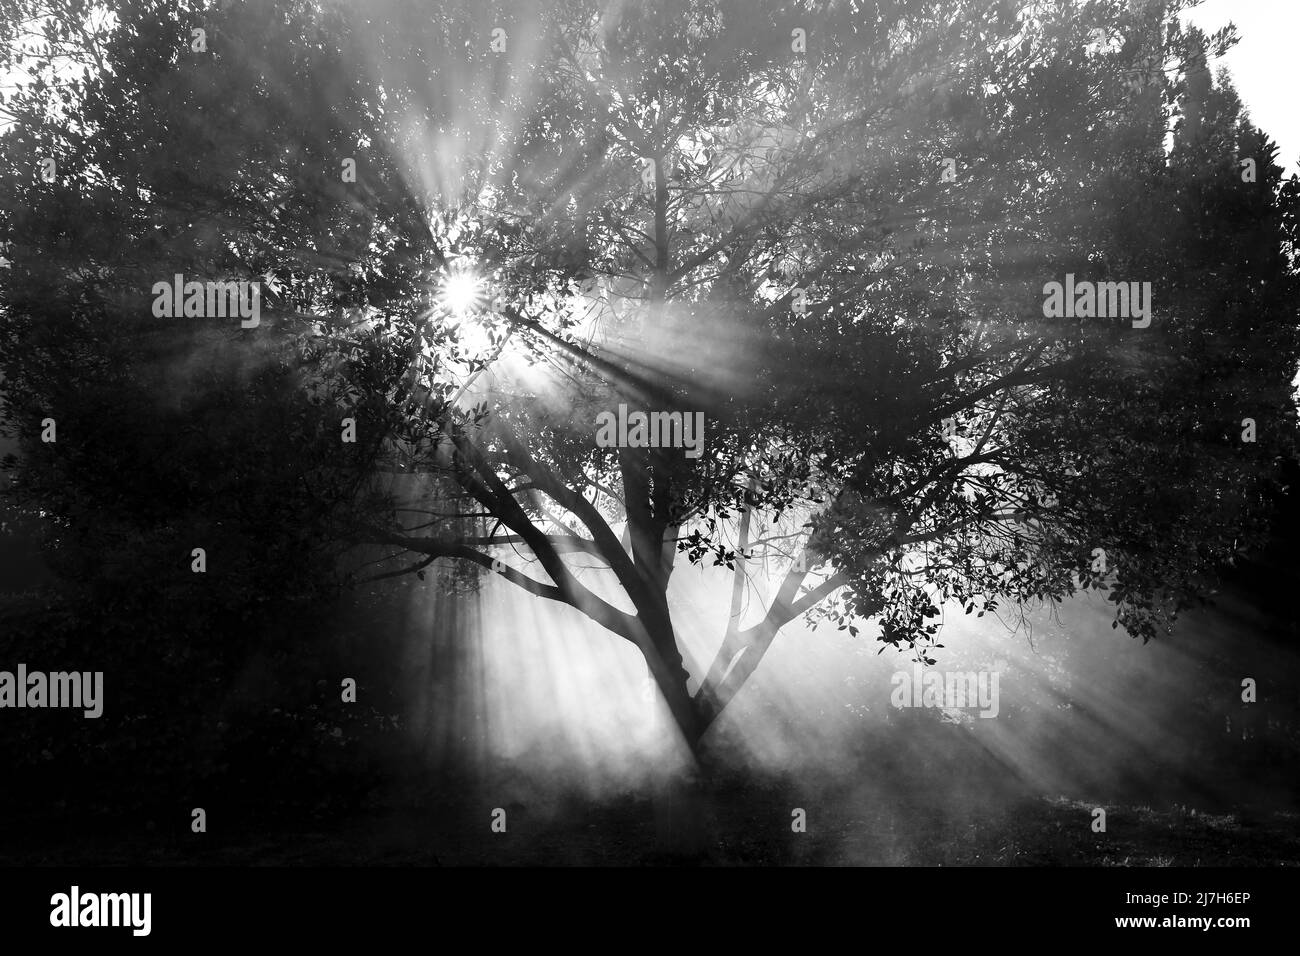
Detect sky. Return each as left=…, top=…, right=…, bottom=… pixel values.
left=1184, top=0, right=1300, bottom=174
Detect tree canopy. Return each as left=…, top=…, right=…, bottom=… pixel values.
left=2, top=0, right=1297, bottom=752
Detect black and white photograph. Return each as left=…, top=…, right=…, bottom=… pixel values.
left=1, top=0, right=1297, bottom=937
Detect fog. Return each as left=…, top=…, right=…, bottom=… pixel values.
left=358, top=551, right=1295, bottom=840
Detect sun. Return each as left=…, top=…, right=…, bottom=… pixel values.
left=439, top=269, right=484, bottom=317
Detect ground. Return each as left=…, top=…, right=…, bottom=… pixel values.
left=5, top=783, right=1297, bottom=866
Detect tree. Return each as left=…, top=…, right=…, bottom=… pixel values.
left=2, top=0, right=1296, bottom=760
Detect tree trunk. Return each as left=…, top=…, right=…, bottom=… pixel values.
left=638, top=607, right=705, bottom=752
